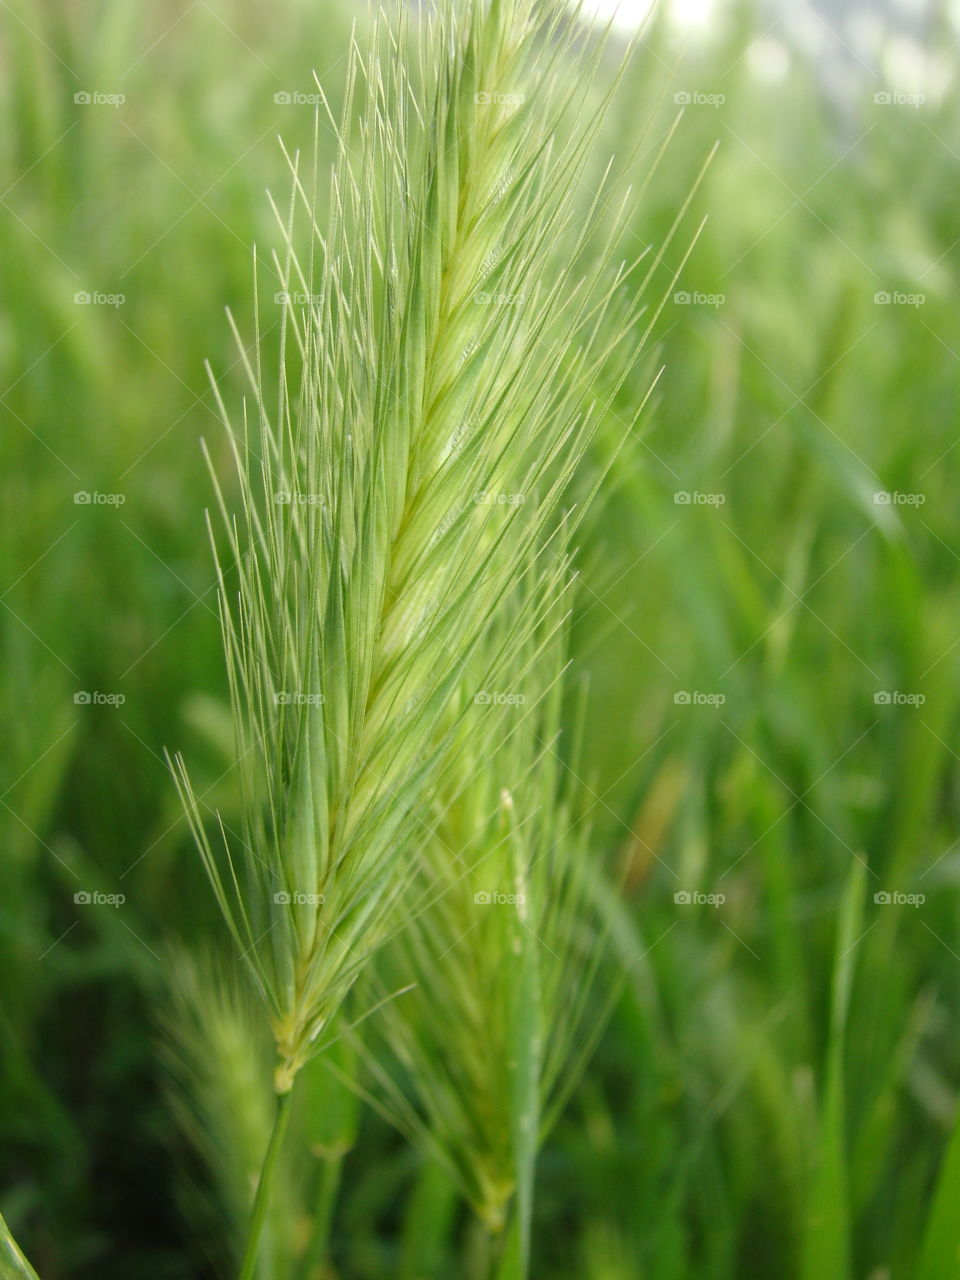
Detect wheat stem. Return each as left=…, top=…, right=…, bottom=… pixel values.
left=466, top=1215, right=499, bottom=1280
left=238, top=1087, right=293, bottom=1280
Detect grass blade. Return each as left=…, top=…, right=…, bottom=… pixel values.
left=800, top=860, right=866, bottom=1280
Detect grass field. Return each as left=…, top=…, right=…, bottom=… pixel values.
left=2, top=1, right=960, bottom=1277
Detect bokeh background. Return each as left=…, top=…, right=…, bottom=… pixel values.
left=2, top=0, right=959, bottom=1275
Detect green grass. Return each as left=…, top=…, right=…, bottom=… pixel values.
left=2, top=0, right=960, bottom=1277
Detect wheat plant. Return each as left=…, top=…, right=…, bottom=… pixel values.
left=163, top=950, right=360, bottom=1277
left=172, top=0, right=649, bottom=1274
left=162, top=952, right=298, bottom=1276
left=353, top=572, right=621, bottom=1278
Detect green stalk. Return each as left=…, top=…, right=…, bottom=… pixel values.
left=297, top=1151, right=343, bottom=1280
left=466, top=1217, right=498, bottom=1280
left=238, top=1088, right=293, bottom=1280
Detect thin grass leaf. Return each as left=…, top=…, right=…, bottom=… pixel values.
left=801, top=860, right=865, bottom=1280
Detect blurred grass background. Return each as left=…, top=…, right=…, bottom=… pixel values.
left=2, top=0, right=959, bottom=1276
